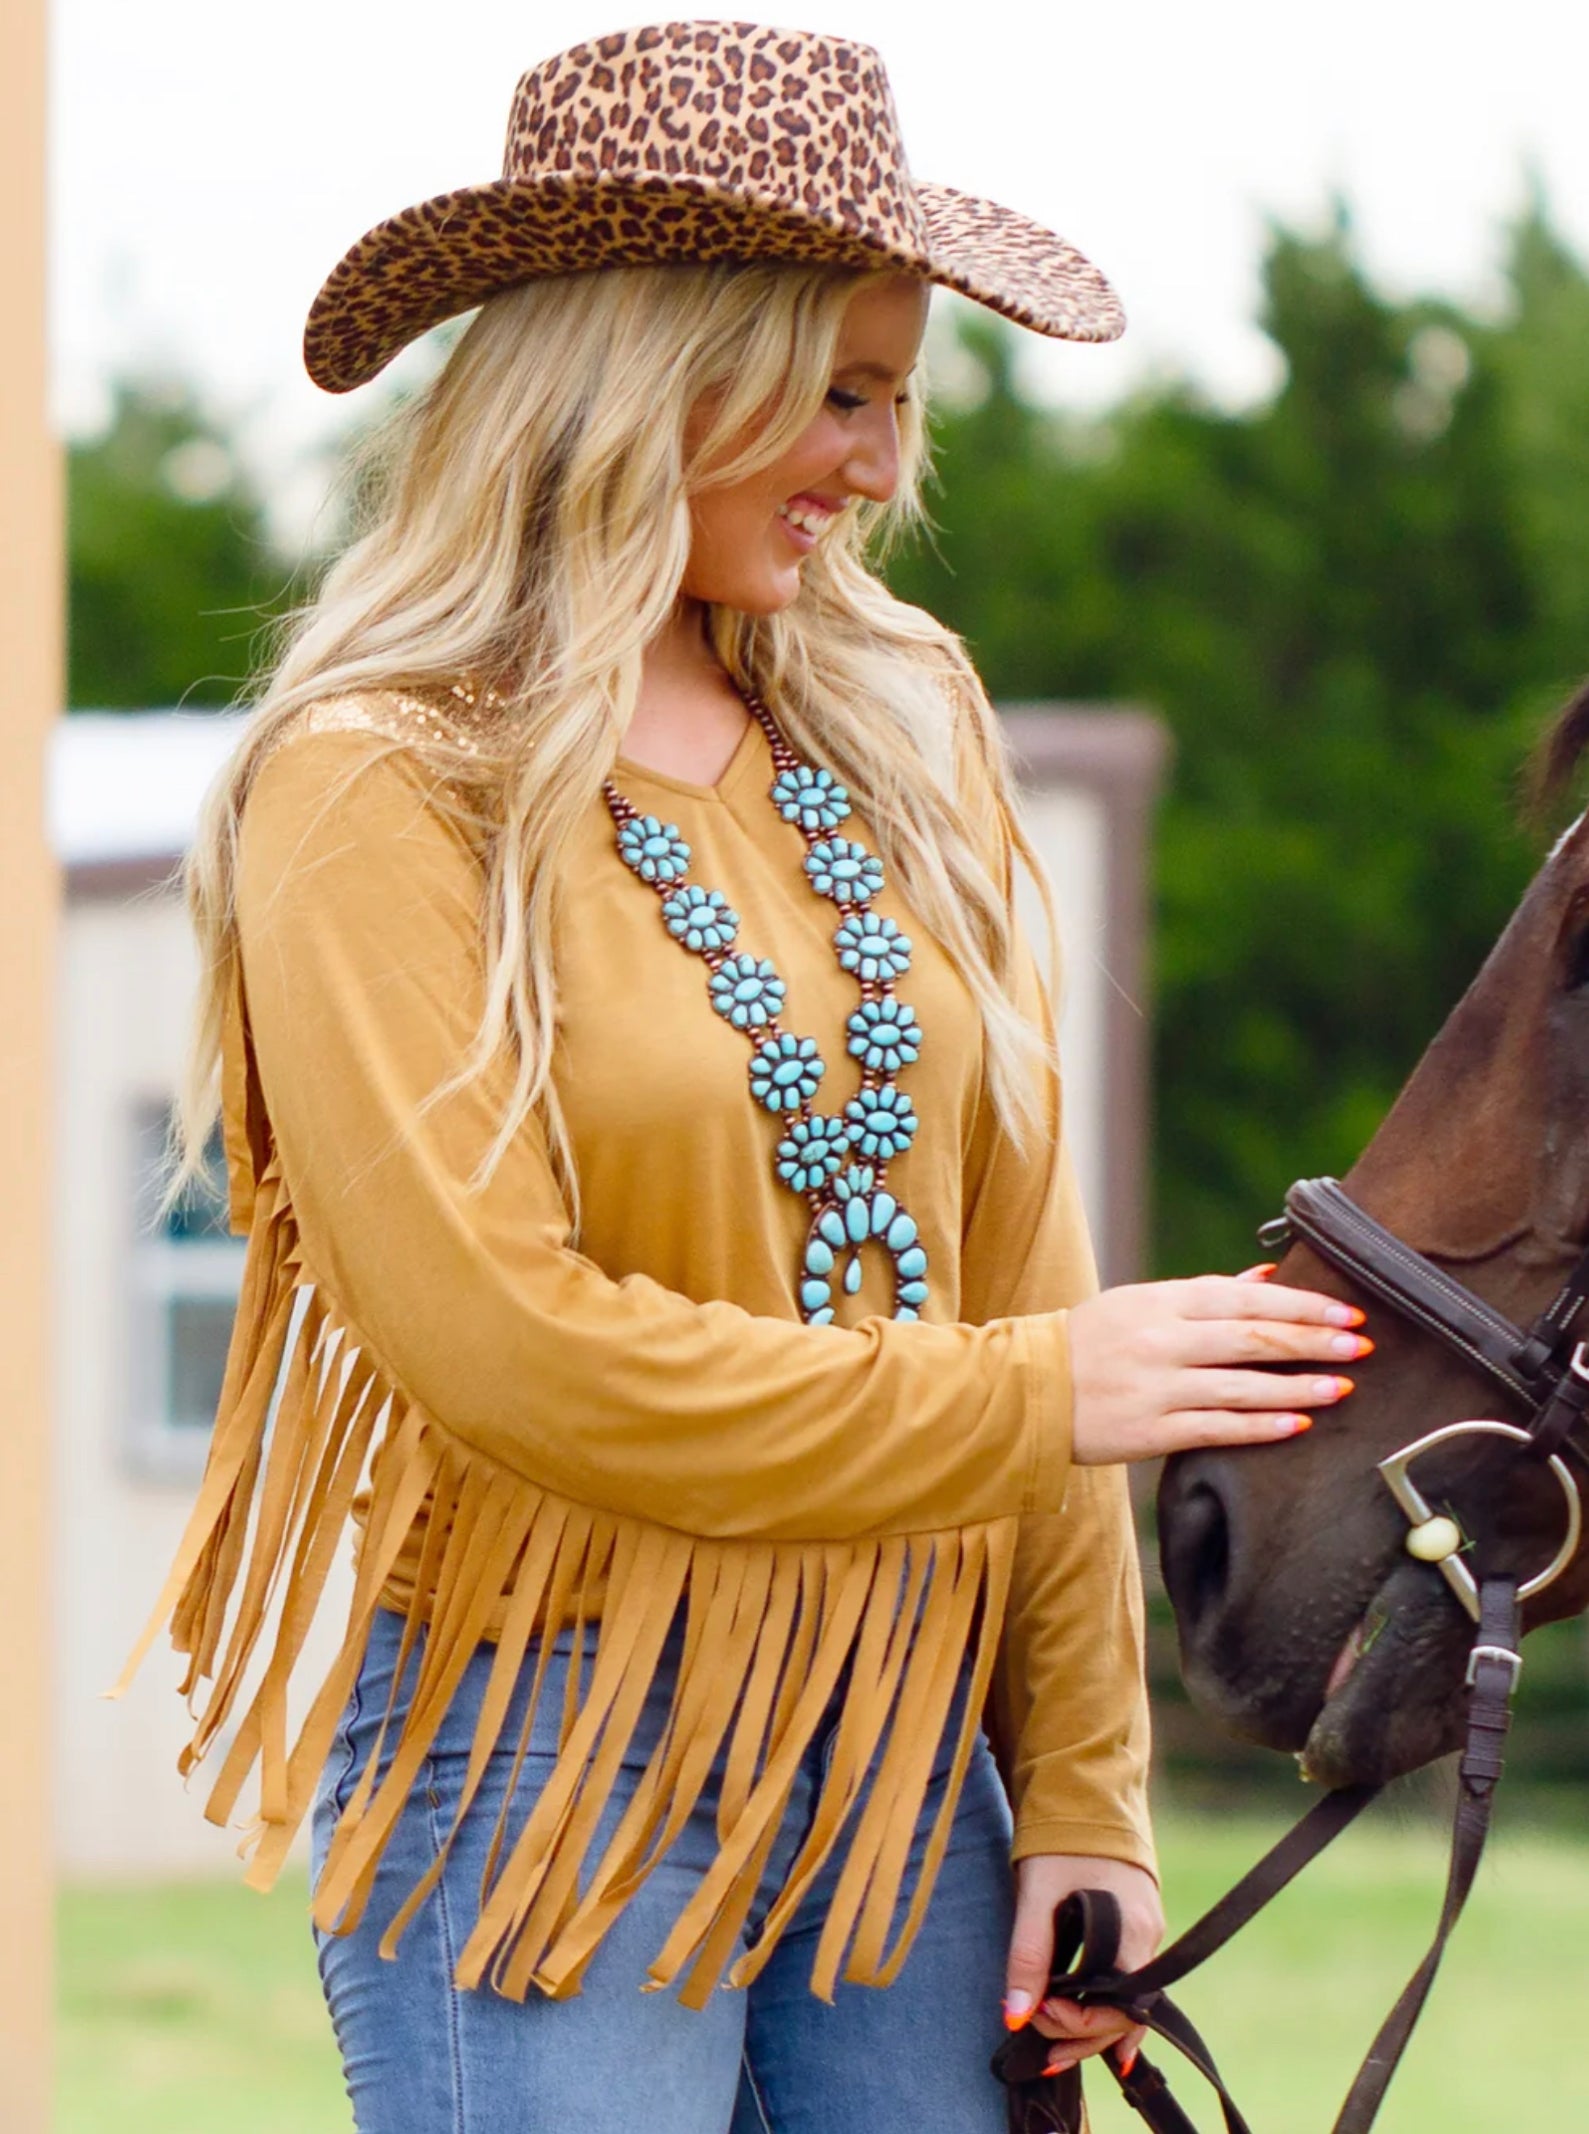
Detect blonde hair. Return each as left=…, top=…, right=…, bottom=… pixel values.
left=176, top=259, right=1057, bottom=1215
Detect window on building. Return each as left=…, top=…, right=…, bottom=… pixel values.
left=127, top=1103, right=246, bottom=1481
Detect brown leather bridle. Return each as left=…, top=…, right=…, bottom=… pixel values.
left=994, top=1175, right=1589, bottom=2134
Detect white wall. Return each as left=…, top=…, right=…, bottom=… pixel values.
left=1018, top=785, right=1109, bottom=1261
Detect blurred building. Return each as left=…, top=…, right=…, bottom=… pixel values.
left=50, top=705, right=1164, bottom=1876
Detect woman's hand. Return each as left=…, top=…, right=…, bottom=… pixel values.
left=1066, top=1270, right=1370, bottom=1467
left=1004, top=1853, right=1164, bottom=2078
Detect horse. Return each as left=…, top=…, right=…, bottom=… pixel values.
left=1158, top=685, right=1589, bottom=1792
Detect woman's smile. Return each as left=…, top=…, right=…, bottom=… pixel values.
left=775, top=492, right=844, bottom=549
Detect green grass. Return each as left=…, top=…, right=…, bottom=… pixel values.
left=1086, top=1803, right=1589, bottom=2133
left=59, top=1876, right=346, bottom=2133
left=59, top=1804, right=1589, bottom=2132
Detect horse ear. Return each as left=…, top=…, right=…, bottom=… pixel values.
left=1527, top=676, right=1589, bottom=827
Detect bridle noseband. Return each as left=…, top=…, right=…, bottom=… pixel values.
left=994, top=1175, right=1589, bottom=2134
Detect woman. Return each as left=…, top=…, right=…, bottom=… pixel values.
left=125, top=23, right=1367, bottom=2133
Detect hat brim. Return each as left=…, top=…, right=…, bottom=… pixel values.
left=915, top=183, right=1124, bottom=346
left=303, top=174, right=1123, bottom=394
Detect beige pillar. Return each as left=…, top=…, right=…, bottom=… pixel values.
left=0, top=0, right=59, bottom=2123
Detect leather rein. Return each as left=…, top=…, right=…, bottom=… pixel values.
left=995, top=1175, right=1589, bottom=2134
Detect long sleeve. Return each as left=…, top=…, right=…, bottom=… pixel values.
left=958, top=890, right=1155, bottom=1877
left=234, top=726, right=1072, bottom=1545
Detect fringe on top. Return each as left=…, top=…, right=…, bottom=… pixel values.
left=116, top=1057, right=1018, bottom=2008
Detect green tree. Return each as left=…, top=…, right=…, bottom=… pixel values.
left=67, top=379, right=285, bottom=709
left=1489, top=198, right=1589, bottom=686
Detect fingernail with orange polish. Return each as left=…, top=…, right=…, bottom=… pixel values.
left=1315, top=1375, right=1354, bottom=1400
left=1331, top=1333, right=1374, bottom=1359
left=1325, top=1303, right=1367, bottom=1328
left=1118, top=2049, right=1139, bottom=2079
left=1003, top=1992, right=1034, bottom=2032
left=1278, top=1414, right=1312, bottom=1435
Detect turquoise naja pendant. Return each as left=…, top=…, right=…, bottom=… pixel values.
left=798, top=1167, right=931, bottom=1327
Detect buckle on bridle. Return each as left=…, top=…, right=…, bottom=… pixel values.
left=1464, top=1641, right=1523, bottom=1691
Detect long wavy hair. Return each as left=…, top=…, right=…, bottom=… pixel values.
left=174, top=259, right=1058, bottom=1217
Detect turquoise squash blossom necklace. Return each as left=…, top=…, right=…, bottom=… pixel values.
left=603, top=695, right=929, bottom=1326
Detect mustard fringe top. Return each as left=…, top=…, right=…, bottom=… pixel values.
left=119, top=694, right=1152, bottom=2010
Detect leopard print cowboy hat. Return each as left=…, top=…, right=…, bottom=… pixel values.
left=303, top=18, right=1124, bottom=393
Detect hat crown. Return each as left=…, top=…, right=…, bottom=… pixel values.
left=502, top=19, right=926, bottom=249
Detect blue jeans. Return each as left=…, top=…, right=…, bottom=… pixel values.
left=312, top=1605, right=1015, bottom=2132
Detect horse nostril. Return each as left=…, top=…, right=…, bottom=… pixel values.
left=1161, top=1479, right=1231, bottom=1636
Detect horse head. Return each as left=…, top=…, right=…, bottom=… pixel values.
left=1158, top=687, right=1589, bottom=1788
